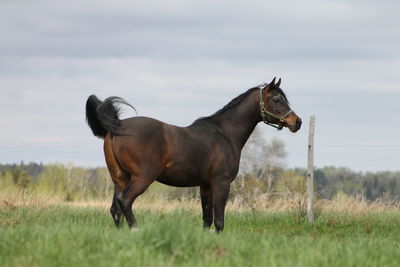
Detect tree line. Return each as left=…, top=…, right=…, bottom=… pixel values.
left=1, top=129, right=399, bottom=202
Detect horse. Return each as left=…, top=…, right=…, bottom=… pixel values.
left=85, top=77, right=302, bottom=232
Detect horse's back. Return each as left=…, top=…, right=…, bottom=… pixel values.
left=119, top=116, right=165, bottom=136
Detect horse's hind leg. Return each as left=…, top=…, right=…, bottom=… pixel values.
left=200, top=184, right=213, bottom=229
left=104, top=134, right=130, bottom=228
left=110, top=186, right=124, bottom=227
left=117, top=176, right=153, bottom=228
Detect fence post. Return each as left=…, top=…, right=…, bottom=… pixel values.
left=307, top=115, right=315, bottom=223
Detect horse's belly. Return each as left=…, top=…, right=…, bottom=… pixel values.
left=156, top=163, right=202, bottom=187
left=156, top=174, right=201, bottom=187
left=155, top=151, right=207, bottom=187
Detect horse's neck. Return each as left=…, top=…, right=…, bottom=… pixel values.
left=213, top=91, right=260, bottom=150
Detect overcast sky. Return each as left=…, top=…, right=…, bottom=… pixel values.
left=0, top=0, right=399, bottom=171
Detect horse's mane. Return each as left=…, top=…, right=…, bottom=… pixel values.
left=213, top=87, right=260, bottom=117
left=197, top=87, right=258, bottom=122
left=197, top=84, right=289, bottom=123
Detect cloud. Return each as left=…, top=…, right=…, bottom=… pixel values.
left=0, top=0, right=399, bottom=170
left=1, top=0, right=399, bottom=61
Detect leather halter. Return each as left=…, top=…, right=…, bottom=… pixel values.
left=258, top=83, right=293, bottom=130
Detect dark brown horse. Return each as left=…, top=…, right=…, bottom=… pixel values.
left=85, top=77, right=301, bottom=232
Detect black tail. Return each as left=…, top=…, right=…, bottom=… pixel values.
left=85, top=95, right=136, bottom=139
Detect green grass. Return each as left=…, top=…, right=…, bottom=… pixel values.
left=1, top=205, right=400, bottom=267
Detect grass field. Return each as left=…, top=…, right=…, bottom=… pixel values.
left=1, top=204, right=400, bottom=267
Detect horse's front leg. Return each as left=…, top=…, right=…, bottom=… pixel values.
left=212, top=180, right=230, bottom=233
left=200, top=184, right=213, bottom=229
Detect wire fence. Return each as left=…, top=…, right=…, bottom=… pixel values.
left=1, top=144, right=400, bottom=148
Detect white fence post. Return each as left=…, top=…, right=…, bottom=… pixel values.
left=307, top=115, right=315, bottom=223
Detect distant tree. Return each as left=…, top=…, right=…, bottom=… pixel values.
left=238, top=126, right=287, bottom=192
left=11, top=166, right=31, bottom=189
left=36, top=164, right=68, bottom=197
left=231, top=126, right=287, bottom=208
left=92, top=167, right=113, bottom=198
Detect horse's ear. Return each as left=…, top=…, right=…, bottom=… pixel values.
left=275, top=78, right=281, bottom=88
left=269, top=77, right=276, bottom=87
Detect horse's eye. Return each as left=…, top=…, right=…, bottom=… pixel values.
left=272, top=95, right=280, bottom=103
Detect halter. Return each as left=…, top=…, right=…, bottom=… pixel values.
left=258, top=83, right=293, bottom=130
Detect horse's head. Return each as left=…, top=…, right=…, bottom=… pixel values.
left=259, top=77, right=302, bottom=132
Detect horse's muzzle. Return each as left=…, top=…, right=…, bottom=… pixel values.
left=289, top=117, right=302, bottom=133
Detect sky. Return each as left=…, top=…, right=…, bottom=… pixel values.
left=0, top=0, right=399, bottom=171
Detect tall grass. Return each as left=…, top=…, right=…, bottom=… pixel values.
left=1, top=183, right=398, bottom=215
left=1, top=205, right=400, bottom=267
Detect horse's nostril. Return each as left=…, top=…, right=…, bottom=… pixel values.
left=296, top=118, right=302, bottom=128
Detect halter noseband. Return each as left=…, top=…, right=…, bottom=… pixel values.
left=258, top=83, right=293, bottom=130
